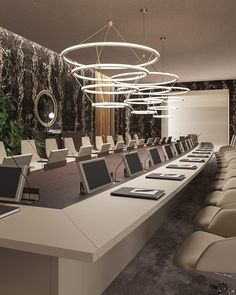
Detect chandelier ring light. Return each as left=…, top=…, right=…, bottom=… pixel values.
left=148, top=105, right=179, bottom=111
left=153, top=114, right=173, bottom=118
left=128, top=85, right=171, bottom=96
left=81, top=83, right=139, bottom=95
left=92, top=102, right=129, bottom=108
left=112, top=71, right=179, bottom=86
left=71, top=63, right=149, bottom=82
left=131, top=110, right=157, bottom=115
left=61, top=42, right=160, bottom=68
left=155, top=86, right=190, bottom=96
left=124, top=98, right=164, bottom=105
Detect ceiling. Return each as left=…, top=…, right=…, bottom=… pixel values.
left=1, top=0, right=236, bottom=82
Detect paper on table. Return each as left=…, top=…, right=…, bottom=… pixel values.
left=130, top=189, right=159, bottom=196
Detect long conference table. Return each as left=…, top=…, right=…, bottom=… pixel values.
left=0, top=144, right=213, bottom=295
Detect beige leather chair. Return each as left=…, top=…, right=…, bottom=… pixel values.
left=45, top=138, right=58, bottom=158
left=211, top=172, right=236, bottom=191
left=126, top=134, right=132, bottom=145
left=82, top=136, right=92, bottom=146
left=64, top=137, right=78, bottom=156
left=117, top=135, right=124, bottom=142
left=21, top=139, right=41, bottom=162
left=107, top=135, right=115, bottom=149
left=215, top=169, right=236, bottom=180
left=134, top=134, right=139, bottom=145
left=95, top=136, right=103, bottom=150
left=0, top=141, right=7, bottom=164
left=205, top=189, right=236, bottom=207
left=218, top=160, right=236, bottom=173
left=134, top=134, right=145, bottom=147
left=174, top=231, right=234, bottom=273
left=194, top=204, right=236, bottom=237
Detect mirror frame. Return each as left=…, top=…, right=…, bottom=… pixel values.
left=34, top=90, right=58, bottom=127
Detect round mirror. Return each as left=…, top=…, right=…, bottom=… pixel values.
left=34, top=90, right=58, bottom=127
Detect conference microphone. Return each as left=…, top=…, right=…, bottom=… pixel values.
left=142, top=152, right=151, bottom=171
left=113, top=148, right=132, bottom=183
left=6, top=148, right=32, bottom=201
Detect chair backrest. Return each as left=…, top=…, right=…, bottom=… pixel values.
left=117, top=135, right=124, bottom=142
left=45, top=138, right=58, bottom=158
left=133, top=134, right=139, bottom=145
left=96, top=136, right=104, bottom=150
left=82, top=136, right=91, bottom=146
left=107, top=135, right=115, bottom=149
left=126, top=134, right=132, bottom=144
left=21, top=139, right=40, bottom=162
left=64, top=137, right=78, bottom=156
left=78, top=145, right=93, bottom=157
left=0, top=141, right=7, bottom=163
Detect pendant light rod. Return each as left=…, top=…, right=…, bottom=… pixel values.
left=160, top=36, right=166, bottom=81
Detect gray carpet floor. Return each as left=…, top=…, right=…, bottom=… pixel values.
left=103, top=158, right=223, bottom=295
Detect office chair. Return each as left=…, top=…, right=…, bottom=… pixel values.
left=107, top=135, right=115, bottom=149
left=45, top=138, right=58, bottom=158
left=64, top=137, right=78, bottom=156
left=82, top=136, right=92, bottom=146
left=0, top=141, right=7, bottom=163
left=117, top=135, right=124, bottom=142
left=95, top=136, right=104, bottom=150
left=21, top=139, right=41, bottom=162
left=174, top=231, right=236, bottom=294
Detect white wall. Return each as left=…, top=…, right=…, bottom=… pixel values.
left=166, top=89, right=229, bottom=146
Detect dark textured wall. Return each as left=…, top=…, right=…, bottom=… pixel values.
left=0, top=27, right=95, bottom=142
left=114, top=95, right=161, bottom=140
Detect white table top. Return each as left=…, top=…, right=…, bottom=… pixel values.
left=0, top=146, right=213, bottom=262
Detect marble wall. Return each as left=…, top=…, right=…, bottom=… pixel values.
left=0, top=27, right=95, bottom=142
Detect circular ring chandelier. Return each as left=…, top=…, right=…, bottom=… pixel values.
left=61, top=42, right=160, bottom=68
left=92, top=102, right=128, bottom=108
left=153, top=114, right=173, bottom=118
left=124, top=98, right=164, bottom=105
left=148, top=105, right=179, bottom=111
left=71, top=64, right=149, bottom=82
left=156, top=86, right=190, bottom=96
left=111, top=71, right=179, bottom=85
left=131, top=110, right=157, bottom=115
left=163, top=96, right=185, bottom=102
left=81, top=83, right=139, bottom=95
